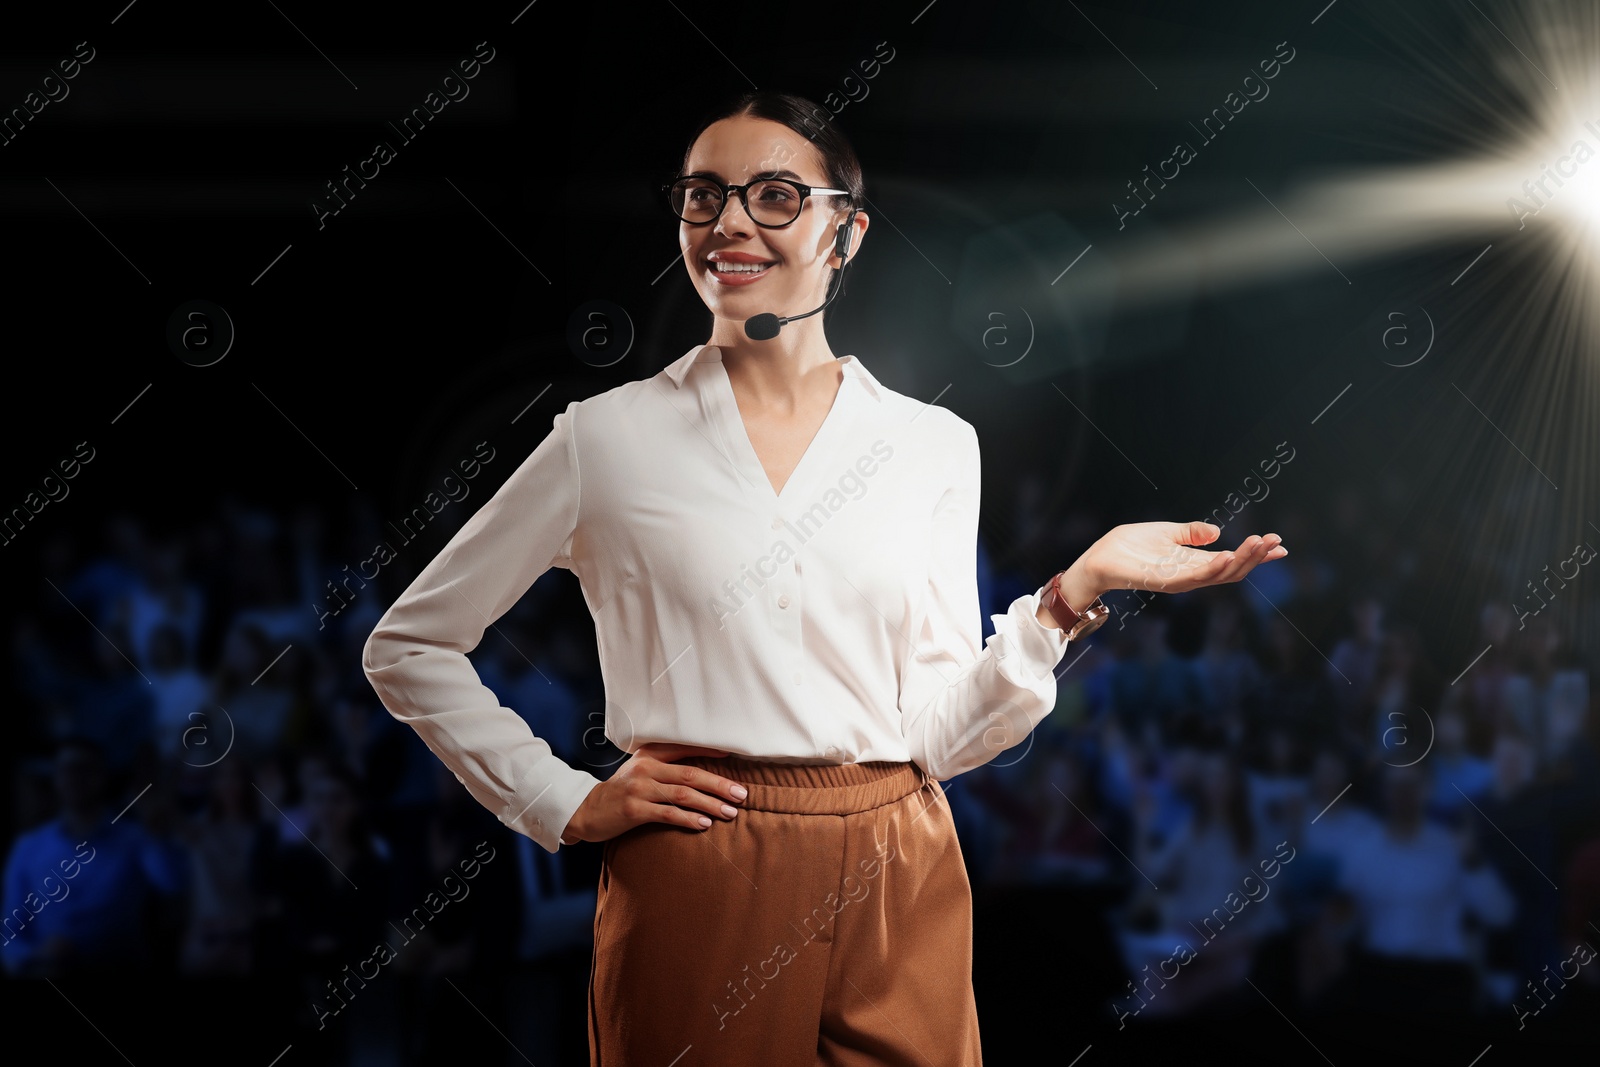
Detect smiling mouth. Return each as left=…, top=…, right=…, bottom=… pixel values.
left=708, top=259, right=776, bottom=277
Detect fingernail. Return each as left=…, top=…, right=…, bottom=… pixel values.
left=721, top=804, right=738, bottom=818
left=698, top=815, right=712, bottom=827
left=731, top=784, right=748, bottom=800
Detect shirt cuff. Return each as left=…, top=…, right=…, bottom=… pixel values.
left=990, top=584, right=1073, bottom=678
left=501, top=756, right=604, bottom=853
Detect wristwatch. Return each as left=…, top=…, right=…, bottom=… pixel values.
left=1040, top=570, right=1111, bottom=641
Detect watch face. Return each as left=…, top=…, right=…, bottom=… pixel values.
left=1071, top=600, right=1110, bottom=638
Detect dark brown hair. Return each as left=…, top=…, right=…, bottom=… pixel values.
left=677, top=90, right=865, bottom=213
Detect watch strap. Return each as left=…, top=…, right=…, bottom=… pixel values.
left=1041, top=571, right=1110, bottom=640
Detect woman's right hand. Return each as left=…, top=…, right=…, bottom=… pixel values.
left=558, top=742, right=749, bottom=844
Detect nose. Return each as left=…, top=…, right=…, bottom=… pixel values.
left=713, top=192, right=756, bottom=238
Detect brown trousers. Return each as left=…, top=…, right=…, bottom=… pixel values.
left=587, top=755, right=983, bottom=1066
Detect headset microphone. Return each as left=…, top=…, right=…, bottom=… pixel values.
left=744, top=208, right=858, bottom=342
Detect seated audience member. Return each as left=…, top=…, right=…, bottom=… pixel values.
left=1245, top=726, right=1307, bottom=850
left=1193, top=594, right=1263, bottom=721
left=272, top=764, right=391, bottom=973
left=2, top=738, right=185, bottom=975
left=1477, top=730, right=1560, bottom=983
left=1337, top=762, right=1514, bottom=1017
left=1424, top=701, right=1493, bottom=822
left=147, top=623, right=211, bottom=765
left=1120, top=751, right=1280, bottom=1016
left=178, top=757, right=274, bottom=975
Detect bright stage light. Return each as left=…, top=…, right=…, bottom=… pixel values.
left=1055, top=3, right=1600, bottom=310
left=1564, top=166, right=1600, bottom=226
left=1037, top=1, right=1600, bottom=653
left=1502, top=80, right=1600, bottom=238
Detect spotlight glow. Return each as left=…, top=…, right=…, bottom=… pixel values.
left=1067, top=2, right=1600, bottom=310
left=1046, top=0, right=1599, bottom=650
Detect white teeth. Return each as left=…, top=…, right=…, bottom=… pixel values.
left=711, top=261, right=773, bottom=273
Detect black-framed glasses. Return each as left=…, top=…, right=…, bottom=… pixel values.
left=664, top=176, right=850, bottom=227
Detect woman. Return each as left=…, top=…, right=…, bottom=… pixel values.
left=361, top=90, right=1287, bottom=1065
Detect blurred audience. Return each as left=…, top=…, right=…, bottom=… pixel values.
left=2, top=487, right=1594, bottom=1057
left=2, top=737, right=185, bottom=975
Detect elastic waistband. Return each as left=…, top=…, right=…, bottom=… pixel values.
left=677, top=755, right=927, bottom=815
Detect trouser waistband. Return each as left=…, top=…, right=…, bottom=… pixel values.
left=676, top=754, right=928, bottom=815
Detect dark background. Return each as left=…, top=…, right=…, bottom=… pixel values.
left=3, top=1, right=1597, bottom=1063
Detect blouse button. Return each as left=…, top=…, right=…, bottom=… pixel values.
left=777, top=594, right=790, bottom=609
left=793, top=671, right=803, bottom=684
left=771, top=517, right=783, bottom=530
left=823, top=745, right=838, bottom=757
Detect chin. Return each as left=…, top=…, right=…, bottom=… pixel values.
left=706, top=289, right=785, bottom=316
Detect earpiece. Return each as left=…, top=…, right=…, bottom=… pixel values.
left=833, top=208, right=859, bottom=262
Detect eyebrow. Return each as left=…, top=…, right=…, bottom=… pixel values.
left=685, top=168, right=808, bottom=183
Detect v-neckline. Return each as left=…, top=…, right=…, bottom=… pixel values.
left=710, top=351, right=855, bottom=506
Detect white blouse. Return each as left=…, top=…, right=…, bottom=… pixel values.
left=362, top=344, right=1076, bottom=852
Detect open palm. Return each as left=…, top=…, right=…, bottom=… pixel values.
left=1087, top=521, right=1286, bottom=595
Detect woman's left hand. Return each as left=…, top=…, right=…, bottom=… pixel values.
left=1083, top=521, right=1285, bottom=596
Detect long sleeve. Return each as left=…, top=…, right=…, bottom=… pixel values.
left=362, top=403, right=602, bottom=853
left=897, top=423, right=1072, bottom=780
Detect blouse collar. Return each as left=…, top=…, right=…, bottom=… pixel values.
left=663, top=344, right=884, bottom=403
